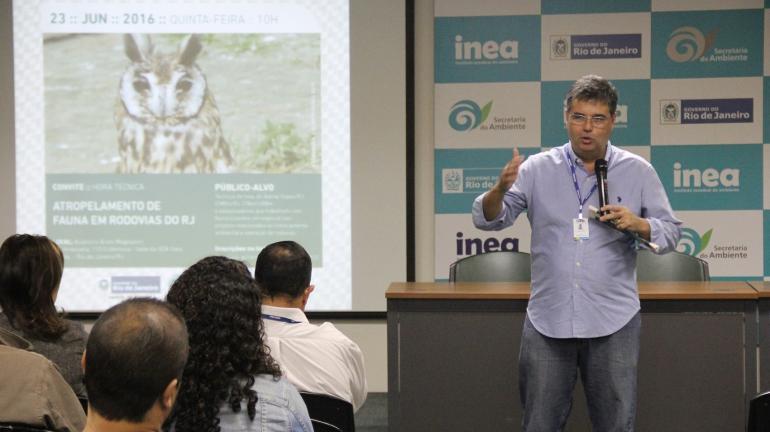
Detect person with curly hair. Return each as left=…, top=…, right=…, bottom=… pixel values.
left=0, top=233, right=87, bottom=399
left=166, top=256, right=312, bottom=432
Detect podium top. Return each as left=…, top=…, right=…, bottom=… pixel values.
left=386, top=281, right=757, bottom=300
left=749, top=281, right=770, bottom=298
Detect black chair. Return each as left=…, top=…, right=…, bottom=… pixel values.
left=0, top=424, right=53, bottom=432
left=449, top=251, right=531, bottom=282
left=300, top=392, right=354, bottom=432
left=748, top=391, right=770, bottom=432
left=636, top=249, right=710, bottom=281
left=77, top=397, right=88, bottom=414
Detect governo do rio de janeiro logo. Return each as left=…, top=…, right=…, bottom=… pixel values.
left=666, top=26, right=716, bottom=63
left=449, top=100, right=493, bottom=131
left=676, top=227, right=713, bottom=256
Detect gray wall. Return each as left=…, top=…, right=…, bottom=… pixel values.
left=1, top=0, right=15, bottom=239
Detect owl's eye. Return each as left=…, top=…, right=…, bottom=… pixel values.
left=176, top=79, right=193, bottom=94
left=132, top=77, right=150, bottom=93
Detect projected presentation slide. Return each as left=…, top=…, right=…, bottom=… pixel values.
left=14, top=1, right=350, bottom=311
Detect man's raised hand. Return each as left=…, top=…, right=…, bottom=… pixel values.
left=495, top=147, right=525, bottom=193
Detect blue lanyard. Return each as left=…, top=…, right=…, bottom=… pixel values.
left=263, top=314, right=301, bottom=324
left=562, top=148, right=596, bottom=219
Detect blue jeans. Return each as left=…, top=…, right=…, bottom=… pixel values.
left=519, top=312, right=641, bottom=432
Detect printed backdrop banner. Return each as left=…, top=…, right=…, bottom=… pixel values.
left=435, top=82, right=541, bottom=149
left=434, top=15, right=541, bottom=83
left=434, top=1, right=768, bottom=281
left=541, top=79, right=651, bottom=147
left=540, top=13, right=651, bottom=81
left=650, top=9, right=763, bottom=79
left=650, top=77, right=762, bottom=145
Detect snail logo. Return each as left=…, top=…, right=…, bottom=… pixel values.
left=676, top=227, right=713, bottom=256
left=449, top=100, right=493, bottom=132
left=666, top=26, right=717, bottom=63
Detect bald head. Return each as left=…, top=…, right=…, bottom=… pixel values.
left=84, top=298, right=188, bottom=422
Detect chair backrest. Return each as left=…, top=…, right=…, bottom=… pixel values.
left=77, top=397, right=88, bottom=414
left=300, top=392, right=355, bottom=432
left=449, top=251, right=531, bottom=282
left=636, top=249, right=710, bottom=281
left=748, top=391, right=770, bottom=432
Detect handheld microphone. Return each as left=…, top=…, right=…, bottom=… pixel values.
left=595, top=159, right=609, bottom=216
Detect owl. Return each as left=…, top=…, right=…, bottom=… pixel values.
left=115, top=34, right=233, bottom=173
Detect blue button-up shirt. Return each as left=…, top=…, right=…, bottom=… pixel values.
left=472, top=143, right=681, bottom=338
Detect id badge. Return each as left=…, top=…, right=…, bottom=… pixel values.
left=573, top=217, right=589, bottom=240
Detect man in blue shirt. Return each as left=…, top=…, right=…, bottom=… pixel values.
left=472, top=75, right=681, bottom=431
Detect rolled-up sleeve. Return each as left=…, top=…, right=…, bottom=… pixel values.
left=472, top=162, right=530, bottom=231
left=641, top=165, right=682, bottom=254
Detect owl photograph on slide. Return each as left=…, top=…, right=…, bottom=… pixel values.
left=43, top=33, right=321, bottom=174
left=116, top=34, right=233, bottom=173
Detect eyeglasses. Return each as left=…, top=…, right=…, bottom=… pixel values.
left=568, top=113, right=610, bottom=128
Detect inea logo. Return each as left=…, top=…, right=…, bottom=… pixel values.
left=666, top=26, right=717, bottom=63
left=449, top=100, right=493, bottom=132
left=677, top=227, right=713, bottom=256
left=673, top=162, right=739, bottom=188
left=454, top=35, right=519, bottom=61
left=456, top=231, right=519, bottom=256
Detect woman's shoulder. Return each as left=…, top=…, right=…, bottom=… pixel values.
left=254, top=375, right=307, bottom=407
left=0, top=312, right=86, bottom=344
left=27, top=319, right=86, bottom=351
left=252, top=375, right=311, bottom=430
left=213, top=376, right=312, bottom=432
left=253, top=374, right=294, bottom=399
left=60, top=319, right=87, bottom=342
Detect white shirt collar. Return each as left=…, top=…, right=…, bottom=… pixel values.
left=261, top=304, right=309, bottom=324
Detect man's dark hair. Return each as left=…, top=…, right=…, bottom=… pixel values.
left=254, top=241, right=312, bottom=299
left=84, top=298, right=189, bottom=422
left=563, top=74, right=619, bottom=115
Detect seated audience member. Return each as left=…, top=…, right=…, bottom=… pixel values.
left=166, top=256, right=312, bottom=432
left=256, top=241, right=367, bottom=411
left=81, top=298, right=188, bottom=432
left=0, top=234, right=88, bottom=398
left=0, top=327, right=85, bottom=431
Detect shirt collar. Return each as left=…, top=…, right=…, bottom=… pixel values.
left=261, top=304, right=309, bottom=324
left=564, top=142, right=614, bottom=167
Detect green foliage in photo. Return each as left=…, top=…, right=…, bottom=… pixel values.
left=239, top=121, right=317, bottom=173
